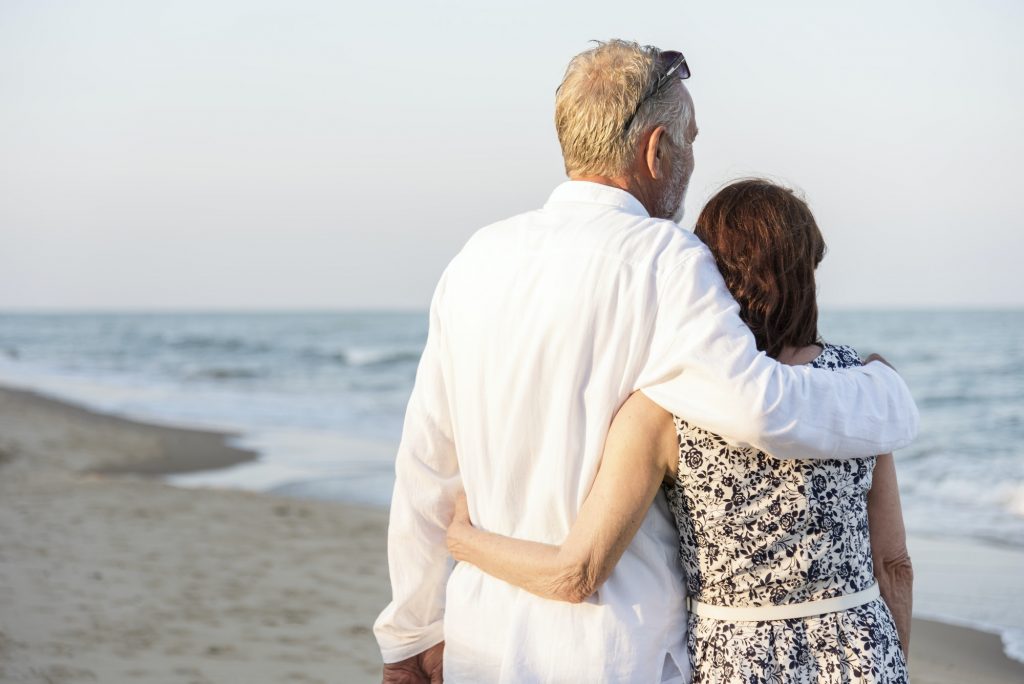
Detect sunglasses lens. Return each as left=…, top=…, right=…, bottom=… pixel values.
left=659, top=51, right=682, bottom=69
left=659, top=51, right=689, bottom=81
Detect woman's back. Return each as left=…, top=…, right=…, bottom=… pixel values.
left=664, top=342, right=908, bottom=683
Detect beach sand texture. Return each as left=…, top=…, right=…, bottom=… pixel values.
left=1, top=385, right=1022, bottom=683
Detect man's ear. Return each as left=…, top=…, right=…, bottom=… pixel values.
left=645, top=125, right=667, bottom=180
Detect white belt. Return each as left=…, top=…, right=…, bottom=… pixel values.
left=686, top=583, right=880, bottom=621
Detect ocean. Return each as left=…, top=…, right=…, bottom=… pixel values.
left=1, top=309, right=1022, bottom=660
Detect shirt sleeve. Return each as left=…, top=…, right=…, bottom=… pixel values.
left=637, top=246, right=919, bottom=459
left=373, top=270, right=461, bottom=662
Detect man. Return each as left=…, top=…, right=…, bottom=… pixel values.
left=374, top=40, right=918, bottom=683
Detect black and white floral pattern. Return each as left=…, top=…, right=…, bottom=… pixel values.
left=663, top=343, right=909, bottom=683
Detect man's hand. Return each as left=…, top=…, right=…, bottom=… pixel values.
left=382, top=641, right=444, bottom=683
left=865, top=352, right=895, bottom=370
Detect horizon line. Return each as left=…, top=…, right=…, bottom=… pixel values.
left=2, top=305, right=1023, bottom=315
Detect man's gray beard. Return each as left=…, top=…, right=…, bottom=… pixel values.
left=657, top=158, right=688, bottom=223
left=671, top=186, right=687, bottom=223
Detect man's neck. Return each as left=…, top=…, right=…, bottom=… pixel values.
left=570, top=174, right=655, bottom=215
left=571, top=174, right=631, bottom=193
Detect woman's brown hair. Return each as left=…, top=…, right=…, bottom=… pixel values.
left=694, top=179, right=826, bottom=359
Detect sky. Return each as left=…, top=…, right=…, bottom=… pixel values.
left=1, top=0, right=1022, bottom=311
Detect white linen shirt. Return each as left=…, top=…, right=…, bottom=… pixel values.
left=373, top=181, right=919, bottom=683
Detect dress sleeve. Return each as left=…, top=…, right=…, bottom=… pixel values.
left=637, top=247, right=919, bottom=460
left=373, top=269, right=461, bottom=662
left=828, top=344, right=866, bottom=370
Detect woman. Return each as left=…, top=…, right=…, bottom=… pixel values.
left=447, top=179, right=912, bottom=683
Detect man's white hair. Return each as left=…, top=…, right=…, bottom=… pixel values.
left=555, top=39, right=692, bottom=178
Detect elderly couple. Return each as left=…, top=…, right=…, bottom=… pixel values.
left=374, top=40, right=917, bottom=683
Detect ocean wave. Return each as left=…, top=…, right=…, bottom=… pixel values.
left=1004, top=627, right=1024, bottom=665
left=167, top=335, right=271, bottom=354
left=326, top=347, right=423, bottom=367
left=1006, top=484, right=1024, bottom=517
left=904, top=470, right=1024, bottom=516
left=188, top=367, right=266, bottom=380
left=917, top=393, right=990, bottom=409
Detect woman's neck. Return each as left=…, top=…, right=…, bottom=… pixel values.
left=776, top=343, right=824, bottom=366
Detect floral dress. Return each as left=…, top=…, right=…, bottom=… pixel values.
left=663, top=344, right=909, bottom=683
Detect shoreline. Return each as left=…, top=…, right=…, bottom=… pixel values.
left=0, top=384, right=260, bottom=475
left=1, top=383, right=1023, bottom=683
left=0, top=384, right=389, bottom=683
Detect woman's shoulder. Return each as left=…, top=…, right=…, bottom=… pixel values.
left=809, top=342, right=864, bottom=370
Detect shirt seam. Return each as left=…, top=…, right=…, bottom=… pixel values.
left=653, top=251, right=705, bottom=309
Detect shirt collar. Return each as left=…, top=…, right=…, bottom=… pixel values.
left=544, top=180, right=650, bottom=218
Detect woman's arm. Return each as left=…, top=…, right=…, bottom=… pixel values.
left=868, top=453, right=913, bottom=659
left=446, top=392, right=677, bottom=603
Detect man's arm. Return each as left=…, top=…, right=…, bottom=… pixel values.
left=638, top=246, right=919, bottom=459
left=373, top=272, right=460, bottom=668
left=868, top=453, right=913, bottom=659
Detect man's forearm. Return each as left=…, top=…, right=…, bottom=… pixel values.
left=375, top=470, right=454, bottom=663
left=638, top=250, right=919, bottom=461
left=373, top=273, right=460, bottom=663
left=375, top=428, right=461, bottom=662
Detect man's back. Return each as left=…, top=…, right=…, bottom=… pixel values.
left=437, top=182, right=696, bottom=682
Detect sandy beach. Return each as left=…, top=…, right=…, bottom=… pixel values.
left=2, top=384, right=1023, bottom=683
left=0, top=386, right=387, bottom=683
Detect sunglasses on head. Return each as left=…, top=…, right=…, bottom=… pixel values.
left=622, top=50, right=690, bottom=134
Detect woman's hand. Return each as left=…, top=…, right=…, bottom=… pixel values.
left=447, top=489, right=472, bottom=561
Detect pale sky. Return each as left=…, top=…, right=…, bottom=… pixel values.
left=1, top=0, right=1022, bottom=310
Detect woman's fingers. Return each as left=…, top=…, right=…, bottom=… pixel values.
left=446, top=490, right=471, bottom=559
left=452, top=489, right=469, bottom=522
